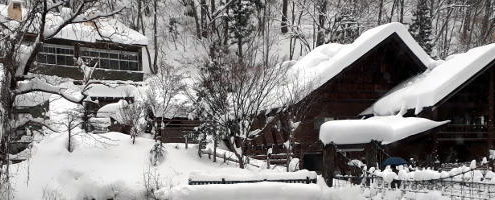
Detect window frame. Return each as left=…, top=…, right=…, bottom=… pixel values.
left=37, top=44, right=75, bottom=67
left=36, top=44, right=142, bottom=72
left=80, top=47, right=141, bottom=72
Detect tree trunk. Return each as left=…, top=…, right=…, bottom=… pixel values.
left=213, top=132, right=217, bottom=162
left=210, top=0, right=217, bottom=35
left=152, top=0, right=158, bottom=74
left=68, top=130, right=72, bottom=152
left=316, top=0, right=327, bottom=46
left=237, top=37, right=243, bottom=62
left=189, top=0, right=202, bottom=38
left=200, top=0, right=208, bottom=37
left=378, top=0, right=384, bottom=24
left=223, top=5, right=230, bottom=46
left=281, top=0, right=288, bottom=33
left=389, top=0, right=397, bottom=23
left=480, top=0, right=492, bottom=44
left=1, top=69, right=15, bottom=185
left=399, top=0, right=404, bottom=23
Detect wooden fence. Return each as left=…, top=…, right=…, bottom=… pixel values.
left=334, top=174, right=495, bottom=200
left=188, top=177, right=317, bottom=185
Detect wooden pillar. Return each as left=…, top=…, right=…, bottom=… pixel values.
left=322, top=143, right=336, bottom=187
left=365, top=140, right=379, bottom=169
left=489, top=69, right=495, bottom=152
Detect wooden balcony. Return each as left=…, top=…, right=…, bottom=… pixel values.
left=436, top=124, right=489, bottom=142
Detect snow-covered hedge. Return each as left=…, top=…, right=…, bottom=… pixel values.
left=189, top=169, right=317, bottom=182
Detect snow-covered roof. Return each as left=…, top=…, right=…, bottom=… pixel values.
left=319, top=116, right=449, bottom=145
left=286, top=22, right=434, bottom=101
left=149, top=92, right=193, bottom=119
left=96, top=99, right=127, bottom=122
left=0, top=4, right=147, bottom=46
left=364, top=43, right=495, bottom=116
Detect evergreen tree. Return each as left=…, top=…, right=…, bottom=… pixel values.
left=227, top=0, right=263, bottom=60
left=330, top=4, right=360, bottom=44
left=409, top=0, right=433, bottom=55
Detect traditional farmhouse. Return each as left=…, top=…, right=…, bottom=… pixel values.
left=245, top=22, right=434, bottom=171
left=2, top=1, right=149, bottom=81
left=248, top=22, right=495, bottom=174
left=1, top=1, right=149, bottom=132
left=360, top=43, right=495, bottom=163
left=317, top=43, right=495, bottom=185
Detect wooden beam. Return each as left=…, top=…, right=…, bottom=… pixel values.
left=322, top=143, right=335, bottom=187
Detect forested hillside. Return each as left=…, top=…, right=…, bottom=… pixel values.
left=93, top=0, right=495, bottom=67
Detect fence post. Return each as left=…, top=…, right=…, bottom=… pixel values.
left=185, top=136, right=188, bottom=149
left=224, top=152, right=226, bottom=163
left=266, top=154, right=270, bottom=169
left=322, top=143, right=336, bottom=187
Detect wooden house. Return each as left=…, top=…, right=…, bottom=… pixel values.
left=1, top=0, right=149, bottom=132
left=245, top=23, right=433, bottom=172
left=1, top=0, right=149, bottom=82
left=153, top=117, right=201, bottom=143
left=148, top=103, right=201, bottom=143
left=363, top=43, right=495, bottom=164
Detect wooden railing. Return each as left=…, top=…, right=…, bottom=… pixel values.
left=437, top=124, right=489, bottom=141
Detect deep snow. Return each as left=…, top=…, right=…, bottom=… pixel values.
left=319, top=116, right=449, bottom=145
left=10, top=131, right=244, bottom=199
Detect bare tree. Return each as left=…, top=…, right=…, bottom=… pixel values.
left=144, top=50, right=187, bottom=141
left=194, top=50, right=286, bottom=168
left=0, top=0, right=123, bottom=194
left=118, top=100, right=145, bottom=144
left=59, top=109, right=85, bottom=152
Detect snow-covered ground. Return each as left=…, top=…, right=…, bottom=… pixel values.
left=8, top=129, right=368, bottom=200
left=7, top=96, right=363, bottom=200
left=10, top=131, right=240, bottom=199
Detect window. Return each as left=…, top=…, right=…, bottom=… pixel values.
left=12, top=3, right=21, bottom=9
left=80, top=47, right=141, bottom=71
left=36, top=44, right=74, bottom=67
left=36, top=44, right=141, bottom=72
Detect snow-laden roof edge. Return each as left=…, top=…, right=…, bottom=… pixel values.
left=319, top=116, right=449, bottom=145
left=287, top=22, right=434, bottom=99
left=0, top=3, right=148, bottom=46
left=364, top=43, right=495, bottom=116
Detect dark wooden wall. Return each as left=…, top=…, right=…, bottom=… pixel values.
left=154, top=118, right=201, bottom=143
left=417, top=62, right=495, bottom=163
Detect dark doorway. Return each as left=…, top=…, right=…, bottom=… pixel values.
left=303, top=152, right=323, bottom=173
